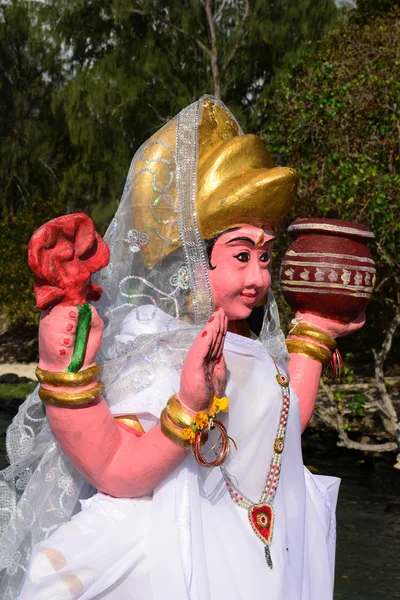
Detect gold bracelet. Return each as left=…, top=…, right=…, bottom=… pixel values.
left=285, top=340, right=332, bottom=367
left=166, top=396, right=194, bottom=428
left=35, top=364, right=101, bottom=387
left=289, top=323, right=336, bottom=351
left=160, top=408, right=192, bottom=448
left=39, top=381, right=105, bottom=407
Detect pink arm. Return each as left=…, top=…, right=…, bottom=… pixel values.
left=288, top=310, right=366, bottom=432
left=46, top=399, right=186, bottom=498
left=288, top=353, right=322, bottom=432
left=40, top=306, right=227, bottom=498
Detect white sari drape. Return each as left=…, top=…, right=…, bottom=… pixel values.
left=19, top=314, right=339, bottom=600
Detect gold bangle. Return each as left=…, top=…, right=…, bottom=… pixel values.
left=289, top=323, right=337, bottom=351
left=160, top=408, right=191, bottom=448
left=285, top=340, right=332, bottom=367
left=166, top=396, right=194, bottom=428
left=35, top=364, right=101, bottom=387
left=39, top=381, right=105, bottom=407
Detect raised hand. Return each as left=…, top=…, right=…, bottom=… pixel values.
left=38, top=304, right=104, bottom=372
left=179, top=308, right=228, bottom=414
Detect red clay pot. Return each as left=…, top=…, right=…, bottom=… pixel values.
left=280, top=218, right=376, bottom=323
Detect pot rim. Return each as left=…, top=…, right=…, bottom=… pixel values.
left=288, top=218, right=375, bottom=240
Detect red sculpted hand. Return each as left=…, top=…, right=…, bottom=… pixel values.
left=294, top=310, right=366, bottom=340
left=38, top=305, right=104, bottom=372
left=179, top=308, right=228, bottom=413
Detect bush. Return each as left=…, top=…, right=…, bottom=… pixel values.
left=0, top=198, right=65, bottom=326
left=263, top=6, right=400, bottom=363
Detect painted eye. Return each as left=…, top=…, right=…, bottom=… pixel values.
left=260, top=252, right=270, bottom=263
left=234, top=252, right=250, bottom=263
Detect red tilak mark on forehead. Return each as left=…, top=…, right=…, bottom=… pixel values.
left=202, top=331, right=208, bottom=337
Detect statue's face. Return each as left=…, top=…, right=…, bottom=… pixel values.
left=208, top=225, right=274, bottom=321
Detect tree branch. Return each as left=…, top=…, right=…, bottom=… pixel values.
left=213, top=0, right=228, bottom=22
left=132, top=9, right=211, bottom=57
left=319, top=380, right=397, bottom=454
left=200, top=0, right=221, bottom=98
left=371, top=305, right=400, bottom=449
left=221, top=0, right=250, bottom=75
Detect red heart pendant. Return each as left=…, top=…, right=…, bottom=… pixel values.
left=248, top=503, right=274, bottom=545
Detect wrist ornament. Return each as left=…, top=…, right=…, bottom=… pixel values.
left=37, top=363, right=104, bottom=407
left=160, top=395, right=231, bottom=467
left=288, top=322, right=337, bottom=351
left=38, top=381, right=105, bottom=407
left=285, top=339, right=332, bottom=367
left=36, top=364, right=101, bottom=387
left=287, top=321, right=344, bottom=378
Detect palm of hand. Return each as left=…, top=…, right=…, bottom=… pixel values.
left=179, top=308, right=228, bottom=413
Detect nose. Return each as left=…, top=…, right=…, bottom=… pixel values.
left=246, top=256, right=270, bottom=292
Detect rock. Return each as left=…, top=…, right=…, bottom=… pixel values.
left=385, top=503, right=400, bottom=514
left=0, top=373, right=35, bottom=384
left=370, top=462, right=400, bottom=495
left=0, top=373, right=20, bottom=384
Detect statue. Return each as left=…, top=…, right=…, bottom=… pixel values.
left=0, top=97, right=371, bottom=600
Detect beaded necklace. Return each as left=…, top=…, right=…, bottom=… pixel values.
left=220, top=360, right=290, bottom=569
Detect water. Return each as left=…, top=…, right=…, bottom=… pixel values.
left=334, top=464, right=400, bottom=599
left=303, top=434, right=400, bottom=600
left=1, top=411, right=400, bottom=598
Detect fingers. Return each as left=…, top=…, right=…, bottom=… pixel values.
left=192, top=308, right=222, bottom=362
left=39, top=307, right=79, bottom=371
left=211, top=313, right=227, bottom=361
left=39, top=304, right=104, bottom=371
left=209, top=309, right=224, bottom=360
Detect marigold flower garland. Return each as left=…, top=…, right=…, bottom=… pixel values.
left=181, top=396, right=229, bottom=444
left=160, top=395, right=231, bottom=467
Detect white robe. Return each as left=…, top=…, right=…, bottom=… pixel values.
left=19, top=325, right=340, bottom=600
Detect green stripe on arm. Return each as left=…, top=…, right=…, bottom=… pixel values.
left=67, top=304, right=92, bottom=373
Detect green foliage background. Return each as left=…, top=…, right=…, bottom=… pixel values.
left=264, top=3, right=400, bottom=363
left=0, top=198, right=65, bottom=325
left=0, top=0, right=340, bottom=325
left=0, top=0, right=399, bottom=362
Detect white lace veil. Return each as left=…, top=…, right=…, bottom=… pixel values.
left=0, top=96, right=288, bottom=598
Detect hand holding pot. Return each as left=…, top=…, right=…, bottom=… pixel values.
left=281, top=218, right=376, bottom=323
left=294, top=309, right=366, bottom=340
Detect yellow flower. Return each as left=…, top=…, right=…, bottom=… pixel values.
left=193, top=411, right=209, bottom=430
left=182, top=428, right=196, bottom=444
left=212, top=396, right=229, bottom=413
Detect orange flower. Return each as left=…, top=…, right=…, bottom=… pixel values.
left=193, top=412, right=209, bottom=430
left=182, top=428, right=196, bottom=444
left=212, top=396, right=229, bottom=413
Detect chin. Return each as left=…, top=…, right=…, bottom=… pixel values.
left=224, top=304, right=254, bottom=321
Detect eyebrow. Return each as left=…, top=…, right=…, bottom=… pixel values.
left=225, top=236, right=255, bottom=246
left=225, top=236, right=275, bottom=247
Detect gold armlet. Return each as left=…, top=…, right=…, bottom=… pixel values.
left=39, top=381, right=105, bottom=407
left=166, top=396, right=194, bottom=428
left=290, top=324, right=336, bottom=351
left=285, top=340, right=332, bottom=367
left=36, top=364, right=101, bottom=387
left=114, top=414, right=145, bottom=435
left=160, top=408, right=191, bottom=448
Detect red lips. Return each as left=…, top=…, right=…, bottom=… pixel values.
left=240, top=292, right=258, bottom=300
